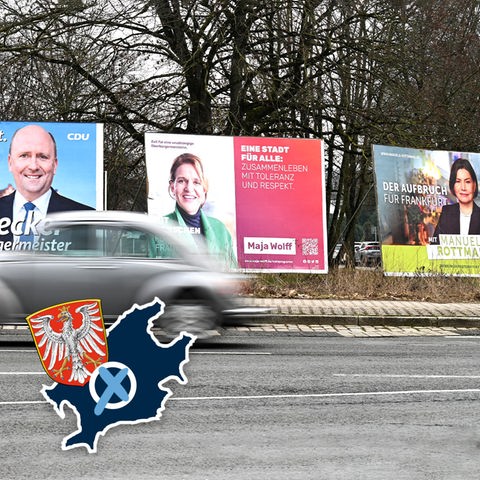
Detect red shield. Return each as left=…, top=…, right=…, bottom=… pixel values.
left=27, top=299, right=108, bottom=386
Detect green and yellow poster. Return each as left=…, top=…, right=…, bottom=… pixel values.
left=373, top=145, right=480, bottom=276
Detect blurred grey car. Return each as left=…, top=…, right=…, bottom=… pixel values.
left=0, top=210, right=259, bottom=339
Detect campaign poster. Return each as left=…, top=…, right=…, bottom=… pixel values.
left=0, top=121, right=103, bottom=251
left=144, top=133, right=327, bottom=273
left=373, top=144, right=480, bottom=276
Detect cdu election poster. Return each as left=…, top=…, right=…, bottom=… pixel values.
left=373, top=144, right=480, bottom=276
left=144, top=133, right=327, bottom=273
left=0, top=121, right=103, bottom=252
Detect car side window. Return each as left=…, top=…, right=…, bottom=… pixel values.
left=107, top=228, right=149, bottom=257
left=152, top=237, right=180, bottom=259
left=38, top=224, right=182, bottom=259
left=106, top=227, right=180, bottom=259
left=37, top=224, right=99, bottom=256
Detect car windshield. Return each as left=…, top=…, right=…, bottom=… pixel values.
left=36, top=223, right=182, bottom=259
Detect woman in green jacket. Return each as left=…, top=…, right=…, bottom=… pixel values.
left=165, top=153, right=237, bottom=270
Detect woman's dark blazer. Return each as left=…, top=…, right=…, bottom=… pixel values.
left=432, top=202, right=480, bottom=243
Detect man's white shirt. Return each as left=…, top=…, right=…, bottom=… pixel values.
left=12, top=190, right=52, bottom=242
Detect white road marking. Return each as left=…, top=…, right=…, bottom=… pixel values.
left=0, top=401, right=46, bottom=405
left=0, top=350, right=272, bottom=355
left=445, top=336, right=480, bottom=339
left=334, top=374, right=480, bottom=379
left=0, top=372, right=45, bottom=375
left=0, top=350, right=36, bottom=353
left=2, top=372, right=474, bottom=378
left=192, top=352, right=271, bottom=355
left=2, top=388, right=480, bottom=406
left=171, top=389, right=480, bottom=400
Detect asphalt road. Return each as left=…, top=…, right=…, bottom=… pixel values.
left=1, top=331, right=480, bottom=480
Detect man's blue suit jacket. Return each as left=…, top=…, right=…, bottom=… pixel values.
left=0, top=188, right=93, bottom=244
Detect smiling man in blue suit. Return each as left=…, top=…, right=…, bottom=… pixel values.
left=0, top=124, right=93, bottom=246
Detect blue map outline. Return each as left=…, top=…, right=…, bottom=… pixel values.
left=41, top=298, right=196, bottom=453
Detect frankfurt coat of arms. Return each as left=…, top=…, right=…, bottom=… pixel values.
left=27, top=299, right=108, bottom=386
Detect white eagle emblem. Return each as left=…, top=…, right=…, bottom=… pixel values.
left=27, top=300, right=108, bottom=386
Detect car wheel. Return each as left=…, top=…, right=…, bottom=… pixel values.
left=157, top=301, right=219, bottom=340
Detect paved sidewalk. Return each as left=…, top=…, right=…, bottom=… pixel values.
left=2, top=298, right=480, bottom=339
left=227, top=323, right=480, bottom=337
left=240, top=297, right=480, bottom=328
left=224, top=297, right=480, bottom=336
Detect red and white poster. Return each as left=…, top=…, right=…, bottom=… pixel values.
left=145, top=133, right=326, bottom=273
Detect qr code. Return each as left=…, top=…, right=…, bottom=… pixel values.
left=302, top=238, right=318, bottom=256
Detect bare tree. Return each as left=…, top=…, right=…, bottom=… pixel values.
left=0, top=0, right=480, bottom=263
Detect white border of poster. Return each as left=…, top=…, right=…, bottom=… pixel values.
left=145, top=132, right=327, bottom=273
left=373, top=144, right=480, bottom=276
left=0, top=121, right=103, bottom=209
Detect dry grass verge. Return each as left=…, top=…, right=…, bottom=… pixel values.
left=241, top=268, right=480, bottom=303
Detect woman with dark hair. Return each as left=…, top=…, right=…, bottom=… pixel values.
left=165, top=153, right=237, bottom=269
left=432, top=158, right=480, bottom=243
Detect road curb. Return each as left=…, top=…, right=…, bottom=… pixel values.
left=3, top=297, right=480, bottom=337
left=244, top=313, right=480, bottom=328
